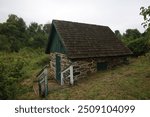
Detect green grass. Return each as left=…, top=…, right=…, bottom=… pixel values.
left=0, top=48, right=49, bottom=99
left=16, top=52, right=150, bottom=100
left=15, top=48, right=49, bottom=99
left=1, top=49, right=148, bottom=100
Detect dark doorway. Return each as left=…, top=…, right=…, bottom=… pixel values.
left=56, top=54, right=61, bottom=83
left=97, top=62, right=108, bottom=71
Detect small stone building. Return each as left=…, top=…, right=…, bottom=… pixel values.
left=45, top=20, right=132, bottom=84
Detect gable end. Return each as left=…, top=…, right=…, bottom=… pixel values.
left=45, top=23, right=66, bottom=54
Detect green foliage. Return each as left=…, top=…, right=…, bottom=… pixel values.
left=0, top=48, right=49, bottom=99
left=0, top=14, right=50, bottom=52
left=118, top=28, right=150, bottom=56
left=140, top=6, right=150, bottom=28
left=114, top=6, right=150, bottom=56
left=0, top=34, right=10, bottom=51
left=25, top=22, right=49, bottom=48
left=0, top=14, right=27, bottom=52
left=43, top=23, right=51, bottom=35
left=123, top=29, right=141, bottom=39
left=0, top=53, right=28, bottom=99
left=127, top=38, right=149, bottom=56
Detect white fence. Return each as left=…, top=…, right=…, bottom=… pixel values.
left=61, top=65, right=74, bottom=85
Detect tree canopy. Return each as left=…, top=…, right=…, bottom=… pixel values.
left=0, top=14, right=51, bottom=52
left=140, top=6, right=150, bottom=29
left=0, top=13, right=150, bottom=56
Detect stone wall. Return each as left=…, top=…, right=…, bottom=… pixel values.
left=49, top=52, right=72, bottom=79
left=49, top=53, right=55, bottom=78
left=49, top=52, right=127, bottom=82
left=72, top=59, right=97, bottom=80
left=72, top=57, right=126, bottom=80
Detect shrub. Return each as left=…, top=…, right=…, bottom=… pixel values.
left=0, top=53, right=27, bottom=99
left=127, top=38, right=149, bottom=56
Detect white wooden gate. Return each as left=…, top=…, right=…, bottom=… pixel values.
left=61, top=65, right=74, bottom=85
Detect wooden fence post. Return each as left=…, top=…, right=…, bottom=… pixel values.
left=37, top=65, right=49, bottom=97
left=70, top=65, right=74, bottom=85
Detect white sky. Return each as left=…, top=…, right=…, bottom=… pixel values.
left=0, top=0, right=150, bottom=33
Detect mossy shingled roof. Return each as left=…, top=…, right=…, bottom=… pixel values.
left=46, top=20, right=132, bottom=59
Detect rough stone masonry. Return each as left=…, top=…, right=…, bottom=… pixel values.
left=49, top=52, right=126, bottom=81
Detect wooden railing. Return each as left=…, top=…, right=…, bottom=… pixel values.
left=61, top=65, right=74, bottom=85
left=36, top=65, right=49, bottom=97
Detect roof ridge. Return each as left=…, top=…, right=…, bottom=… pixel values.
left=52, top=19, right=108, bottom=28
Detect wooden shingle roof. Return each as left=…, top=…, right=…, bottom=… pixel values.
left=46, top=20, right=132, bottom=59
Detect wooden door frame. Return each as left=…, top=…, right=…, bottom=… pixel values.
left=55, top=54, right=61, bottom=83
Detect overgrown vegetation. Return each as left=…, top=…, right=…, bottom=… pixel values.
left=0, top=14, right=50, bottom=99
left=18, top=52, right=150, bottom=100
left=115, top=28, right=150, bottom=56
left=0, top=48, right=49, bottom=99
left=0, top=6, right=150, bottom=99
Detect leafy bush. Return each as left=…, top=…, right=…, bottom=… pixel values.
left=127, top=38, right=149, bottom=56
left=0, top=48, right=49, bottom=99
left=0, top=53, right=28, bottom=99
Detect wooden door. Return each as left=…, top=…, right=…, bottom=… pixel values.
left=56, top=54, right=61, bottom=83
